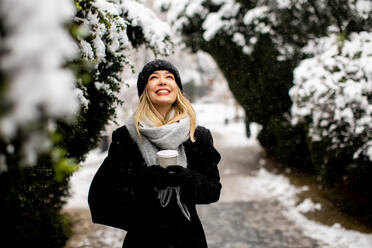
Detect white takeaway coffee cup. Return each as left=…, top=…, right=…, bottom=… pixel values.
left=157, top=150, right=178, bottom=168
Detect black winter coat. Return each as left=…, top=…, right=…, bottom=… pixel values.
left=88, top=125, right=221, bottom=248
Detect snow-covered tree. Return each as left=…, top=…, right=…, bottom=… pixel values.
left=58, top=0, right=173, bottom=161
left=154, top=0, right=336, bottom=166
left=155, top=0, right=371, bottom=125
left=0, top=0, right=173, bottom=246
left=155, top=0, right=372, bottom=214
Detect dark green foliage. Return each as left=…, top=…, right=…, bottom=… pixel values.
left=127, top=25, right=146, bottom=48
left=258, top=117, right=313, bottom=172
left=57, top=0, right=131, bottom=162
left=0, top=154, right=72, bottom=247
left=57, top=52, right=124, bottom=162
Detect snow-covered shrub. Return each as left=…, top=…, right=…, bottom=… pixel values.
left=0, top=0, right=80, bottom=246
left=289, top=32, right=372, bottom=162
left=0, top=0, right=173, bottom=246
left=0, top=0, right=79, bottom=170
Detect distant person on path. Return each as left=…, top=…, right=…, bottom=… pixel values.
left=88, top=59, right=222, bottom=248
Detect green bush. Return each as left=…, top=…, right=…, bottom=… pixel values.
left=0, top=155, right=72, bottom=247
left=258, top=117, right=313, bottom=172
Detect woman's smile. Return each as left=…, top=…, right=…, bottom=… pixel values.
left=156, top=88, right=171, bottom=96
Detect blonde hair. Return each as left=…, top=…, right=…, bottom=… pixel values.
left=134, top=88, right=196, bottom=142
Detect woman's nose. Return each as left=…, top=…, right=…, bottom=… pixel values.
left=158, top=77, right=167, bottom=85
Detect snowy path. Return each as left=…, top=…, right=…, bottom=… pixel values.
left=197, top=131, right=324, bottom=248
left=64, top=103, right=372, bottom=248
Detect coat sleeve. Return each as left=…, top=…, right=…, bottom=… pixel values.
left=181, top=127, right=222, bottom=204
left=88, top=128, right=135, bottom=231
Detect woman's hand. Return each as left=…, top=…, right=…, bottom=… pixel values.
left=165, top=165, right=193, bottom=187
left=139, top=165, right=168, bottom=189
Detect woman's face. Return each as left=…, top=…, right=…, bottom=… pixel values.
left=146, top=70, right=178, bottom=109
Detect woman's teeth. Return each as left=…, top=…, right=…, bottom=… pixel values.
left=157, top=90, right=169, bottom=95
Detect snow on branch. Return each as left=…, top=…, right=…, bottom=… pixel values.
left=0, top=0, right=79, bottom=137
left=0, top=0, right=174, bottom=171
left=155, top=0, right=280, bottom=56
left=0, top=0, right=79, bottom=169
left=77, top=0, right=173, bottom=61
left=73, top=0, right=173, bottom=109
left=121, top=0, right=173, bottom=56
left=350, top=0, right=372, bottom=19
left=289, top=32, right=372, bottom=161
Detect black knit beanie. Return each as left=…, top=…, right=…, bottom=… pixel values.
left=137, top=59, right=183, bottom=97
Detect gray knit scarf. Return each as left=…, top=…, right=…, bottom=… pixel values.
left=126, top=114, right=191, bottom=220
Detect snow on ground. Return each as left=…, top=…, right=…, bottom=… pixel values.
left=195, top=102, right=372, bottom=248
left=232, top=169, right=372, bottom=248
left=194, top=101, right=262, bottom=147
left=66, top=101, right=372, bottom=248
left=65, top=148, right=107, bottom=209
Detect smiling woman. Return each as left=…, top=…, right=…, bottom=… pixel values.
left=88, top=59, right=222, bottom=248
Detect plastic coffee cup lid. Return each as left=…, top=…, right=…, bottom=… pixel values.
left=157, top=150, right=178, bottom=158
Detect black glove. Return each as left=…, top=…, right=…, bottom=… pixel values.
left=165, top=165, right=194, bottom=187
left=138, top=165, right=167, bottom=189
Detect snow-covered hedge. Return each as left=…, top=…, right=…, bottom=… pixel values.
left=0, top=0, right=174, bottom=246
left=0, top=0, right=173, bottom=171
left=155, top=0, right=332, bottom=59
left=0, top=0, right=79, bottom=246
left=289, top=32, right=372, bottom=162
left=0, top=0, right=79, bottom=172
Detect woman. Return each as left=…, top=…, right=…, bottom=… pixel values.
left=88, top=59, right=221, bottom=248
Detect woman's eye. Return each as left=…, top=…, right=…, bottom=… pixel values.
left=167, top=76, right=173, bottom=79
